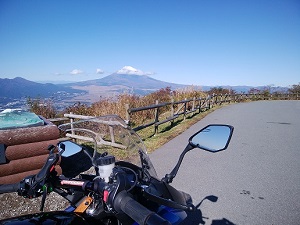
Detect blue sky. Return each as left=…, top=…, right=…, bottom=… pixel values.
left=0, top=0, right=299, bottom=87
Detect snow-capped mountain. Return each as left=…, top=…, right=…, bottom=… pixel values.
left=64, top=66, right=185, bottom=95
left=116, top=66, right=153, bottom=76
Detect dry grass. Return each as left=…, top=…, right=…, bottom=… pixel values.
left=53, top=87, right=208, bottom=125
left=138, top=105, right=223, bottom=153
left=27, top=87, right=223, bottom=153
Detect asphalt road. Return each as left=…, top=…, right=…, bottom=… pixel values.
left=150, top=100, right=300, bottom=225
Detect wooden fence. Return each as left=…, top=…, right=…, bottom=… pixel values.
left=49, top=93, right=299, bottom=135
left=127, top=92, right=299, bottom=133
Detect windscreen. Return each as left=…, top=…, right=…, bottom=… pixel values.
left=58, top=115, right=157, bottom=178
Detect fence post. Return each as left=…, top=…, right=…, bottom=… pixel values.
left=192, top=97, right=196, bottom=112
left=170, top=97, right=174, bottom=126
left=154, top=100, right=159, bottom=134
left=69, top=112, right=75, bottom=141
left=109, top=126, right=115, bottom=144
left=125, top=104, right=130, bottom=125
left=198, top=98, right=202, bottom=113
left=183, top=98, right=187, bottom=120
left=212, top=93, right=216, bottom=107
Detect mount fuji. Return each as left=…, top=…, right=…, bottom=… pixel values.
left=64, top=66, right=186, bottom=96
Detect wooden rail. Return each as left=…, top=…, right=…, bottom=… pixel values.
left=49, top=93, right=299, bottom=135
left=126, top=96, right=210, bottom=133
left=125, top=93, right=298, bottom=133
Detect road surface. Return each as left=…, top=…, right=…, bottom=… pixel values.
left=150, top=100, right=300, bottom=225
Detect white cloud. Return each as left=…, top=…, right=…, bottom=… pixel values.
left=116, top=66, right=154, bottom=76
left=96, top=68, right=104, bottom=74
left=70, top=69, right=83, bottom=75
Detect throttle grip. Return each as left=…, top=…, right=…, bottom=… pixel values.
left=114, top=190, right=171, bottom=225
left=0, top=183, right=20, bottom=194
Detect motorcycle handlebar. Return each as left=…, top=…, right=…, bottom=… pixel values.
left=0, top=148, right=59, bottom=197
left=0, top=183, right=20, bottom=194
left=114, top=190, right=171, bottom=225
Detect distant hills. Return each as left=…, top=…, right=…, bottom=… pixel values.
left=0, top=77, right=82, bottom=99
left=0, top=74, right=289, bottom=105
left=78, top=73, right=184, bottom=89
left=64, top=73, right=186, bottom=96
left=0, top=74, right=187, bottom=107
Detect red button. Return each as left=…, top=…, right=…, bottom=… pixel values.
left=103, top=190, right=109, bottom=202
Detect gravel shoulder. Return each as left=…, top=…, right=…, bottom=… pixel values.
left=0, top=192, right=68, bottom=219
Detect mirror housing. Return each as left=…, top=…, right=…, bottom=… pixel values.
left=58, top=141, right=92, bottom=178
left=163, top=124, right=233, bottom=184
left=189, top=124, right=234, bottom=152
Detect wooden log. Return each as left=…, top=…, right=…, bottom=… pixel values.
left=5, top=139, right=59, bottom=161
left=0, top=154, right=49, bottom=177
left=0, top=166, right=62, bottom=184
left=0, top=124, right=59, bottom=146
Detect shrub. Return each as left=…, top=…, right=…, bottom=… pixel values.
left=63, top=102, right=90, bottom=116
left=27, top=97, right=57, bottom=118
left=289, top=83, right=300, bottom=94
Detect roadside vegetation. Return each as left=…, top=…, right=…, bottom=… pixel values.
left=26, top=84, right=299, bottom=151
left=27, top=86, right=208, bottom=122
left=27, top=84, right=300, bottom=120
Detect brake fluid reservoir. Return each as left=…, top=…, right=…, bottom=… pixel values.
left=96, top=156, right=115, bottom=182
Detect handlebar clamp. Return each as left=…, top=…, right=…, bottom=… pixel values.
left=18, top=175, right=43, bottom=198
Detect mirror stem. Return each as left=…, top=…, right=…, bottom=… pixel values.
left=162, top=144, right=194, bottom=184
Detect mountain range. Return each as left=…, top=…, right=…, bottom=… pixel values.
left=63, top=73, right=186, bottom=97
left=0, top=73, right=187, bottom=106
left=0, top=77, right=81, bottom=99
left=66, top=73, right=184, bottom=89
left=0, top=72, right=288, bottom=105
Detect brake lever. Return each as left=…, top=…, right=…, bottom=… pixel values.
left=18, top=145, right=59, bottom=199
left=34, top=145, right=59, bottom=183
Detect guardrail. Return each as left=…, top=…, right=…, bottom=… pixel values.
left=49, top=93, right=299, bottom=134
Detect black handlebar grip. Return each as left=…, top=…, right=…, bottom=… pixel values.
left=114, top=191, right=171, bottom=225
left=0, top=183, right=19, bottom=194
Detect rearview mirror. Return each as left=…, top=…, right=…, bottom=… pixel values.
left=189, top=124, right=233, bottom=152
left=58, top=141, right=83, bottom=157
left=58, top=141, right=92, bottom=178
left=163, top=124, right=234, bottom=184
